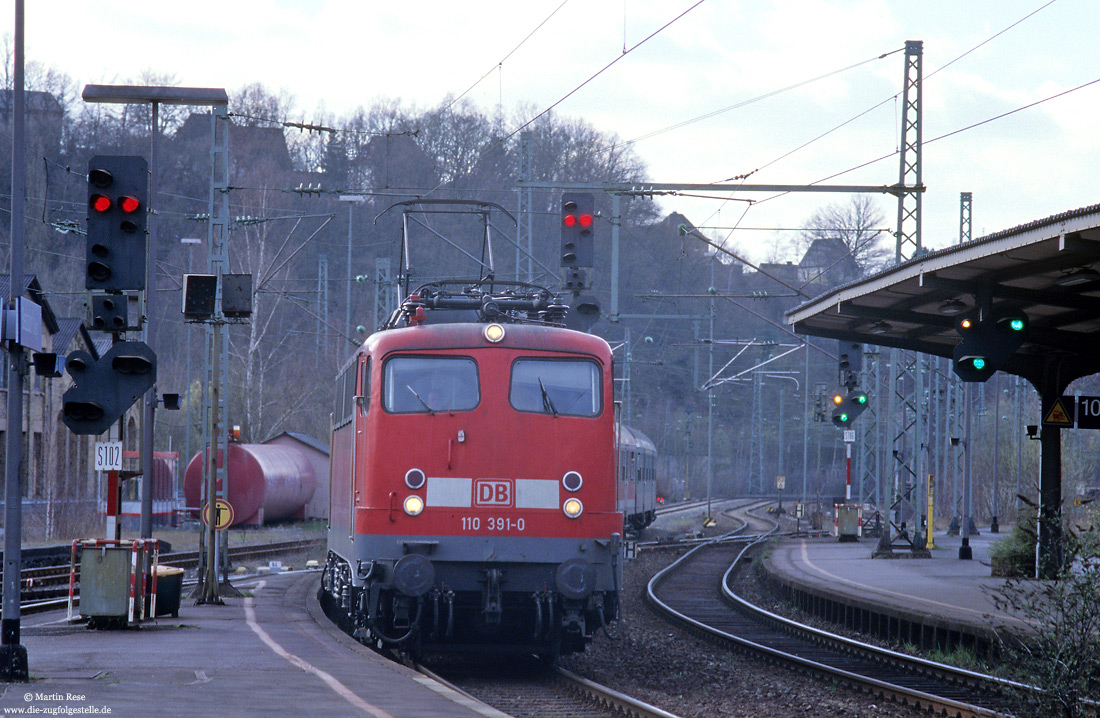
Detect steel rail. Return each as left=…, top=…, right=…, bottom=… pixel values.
left=645, top=506, right=1019, bottom=718
left=417, top=661, right=685, bottom=718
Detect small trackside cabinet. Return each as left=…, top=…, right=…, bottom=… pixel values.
left=835, top=504, right=862, bottom=542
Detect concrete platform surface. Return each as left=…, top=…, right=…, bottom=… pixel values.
left=0, top=572, right=499, bottom=718
left=765, top=531, right=1027, bottom=635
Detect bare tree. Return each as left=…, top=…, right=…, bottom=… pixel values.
left=798, top=195, right=890, bottom=275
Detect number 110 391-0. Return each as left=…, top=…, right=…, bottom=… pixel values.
left=460, top=516, right=526, bottom=531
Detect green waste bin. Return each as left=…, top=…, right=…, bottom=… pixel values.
left=81, top=546, right=143, bottom=626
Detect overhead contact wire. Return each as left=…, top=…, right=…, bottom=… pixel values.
left=505, top=0, right=708, bottom=141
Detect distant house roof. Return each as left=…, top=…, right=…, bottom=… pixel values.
left=261, top=431, right=330, bottom=456
left=0, top=89, right=63, bottom=117
left=174, top=113, right=295, bottom=173
left=0, top=274, right=59, bottom=334
left=52, top=318, right=83, bottom=355
left=798, top=237, right=861, bottom=284
left=91, top=334, right=112, bottom=357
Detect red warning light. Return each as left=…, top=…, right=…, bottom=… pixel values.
left=563, top=214, right=577, bottom=227
left=91, top=194, right=112, bottom=213
left=578, top=213, right=593, bottom=228
left=119, top=196, right=141, bottom=214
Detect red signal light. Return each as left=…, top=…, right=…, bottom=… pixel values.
left=578, top=213, right=593, bottom=228
left=119, top=196, right=141, bottom=214
left=91, top=194, right=112, bottom=213
left=563, top=214, right=577, bottom=227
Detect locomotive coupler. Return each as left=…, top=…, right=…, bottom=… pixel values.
left=355, top=591, right=369, bottom=628
left=561, top=601, right=585, bottom=639
left=444, top=590, right=455, bottom=638
left=532, top=593, right=543, bottom=640
left=482, top=568, right=503, bottom=624
left=393, top=596, right=413, bottom=630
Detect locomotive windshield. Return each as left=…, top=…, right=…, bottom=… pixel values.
left=510, top=358, right=601, bottom=417
left=383, top=356, right=480, bottom=413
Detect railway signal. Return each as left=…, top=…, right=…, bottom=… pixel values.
left=62, top=340, right=157, bottom=435
left=952, top=308, right=1028, bottom=382
left=837, top=340, right=862, bottom=389
left=86, top=155, right=148, bottom=292
left=560, top=192, right=594, bottom=268
left=831, top=389, right=868, bottom=428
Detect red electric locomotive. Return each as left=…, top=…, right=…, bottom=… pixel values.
left=322, top=280, right=623, bottom=659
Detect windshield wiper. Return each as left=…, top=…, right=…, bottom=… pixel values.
left=538, top=378, right=558, bottom=418
left=406, top=386, right=435, bottom=415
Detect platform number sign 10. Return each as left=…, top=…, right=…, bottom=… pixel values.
left=1077, top=395, right=1100, bottom=430
left=94, top=440, right=123, bottom=471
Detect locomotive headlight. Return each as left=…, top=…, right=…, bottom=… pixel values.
left=484, top=323, right=505, bottom=343
left=403, top=495, right=424, bottom=516
left=562, top=497, right=583, bottom=519
left=405, top=468, right=426, bottom=490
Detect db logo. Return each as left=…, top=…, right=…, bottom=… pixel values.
left=474, top=479, right=512, bottom=507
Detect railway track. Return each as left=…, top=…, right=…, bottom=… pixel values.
left=653, top=498, right=714, bottom=517
left=12, top=537, right=325, bottom=612
left=422, top=658, right=683, bottom=718
left=646, top=507, right=1026, bottom=718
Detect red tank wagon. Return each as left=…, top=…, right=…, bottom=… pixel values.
left=183, top=443, right=316, bottom=526
left=322, top=282, right=623, bottom=659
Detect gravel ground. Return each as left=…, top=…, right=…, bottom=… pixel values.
left=559, top=528, right=928, bottom=718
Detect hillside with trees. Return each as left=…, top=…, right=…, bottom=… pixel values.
left=5, top=53, right=1066, bottom=524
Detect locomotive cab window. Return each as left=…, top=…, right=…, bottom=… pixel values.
left=510, top=358, right=601, bottom=417
left=333, top=360, right=360, bottom=429
left=383, top=356, right=479, bottom=413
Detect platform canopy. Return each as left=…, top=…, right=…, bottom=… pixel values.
left=786, top=203, right=1100, bottom=387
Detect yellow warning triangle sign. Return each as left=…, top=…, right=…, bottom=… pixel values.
left=1044, top=398, right=1073, bottom=427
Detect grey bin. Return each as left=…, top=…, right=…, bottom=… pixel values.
left=836, top=504, right=861, bottom=542
left=80, top=546, right=142, bottom=622
left=154, top=565, right=184, bottom=617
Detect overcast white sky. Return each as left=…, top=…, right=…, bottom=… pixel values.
left=9, top=0, right=1100, bottom=263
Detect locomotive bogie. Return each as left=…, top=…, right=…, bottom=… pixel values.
left=324, top=533, right=621, bottom=655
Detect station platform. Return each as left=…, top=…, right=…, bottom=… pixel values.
left=0, top=572, right=501, bottom=718
left=763, top=530, right=1025, bottom=650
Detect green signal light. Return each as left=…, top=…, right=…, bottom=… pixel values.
left=854, top=394, right=867, bottom=404
left=838, top=413, right=849, bottom=423
left=971, top=357, right=987, bottom=371
left=1009, top=318, right=1025, bottom=331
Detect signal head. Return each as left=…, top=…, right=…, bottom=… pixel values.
left=119, top=195, right=141, bottom=214
left=560, top=192, right=595, bottom=268
left=90, top=194, right=112, bottom=213
left=88, top=168, right=113, bottom=188
left=995, top=311, right=1028, bottom=334
left=85, top=155, right=148, bottom=292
